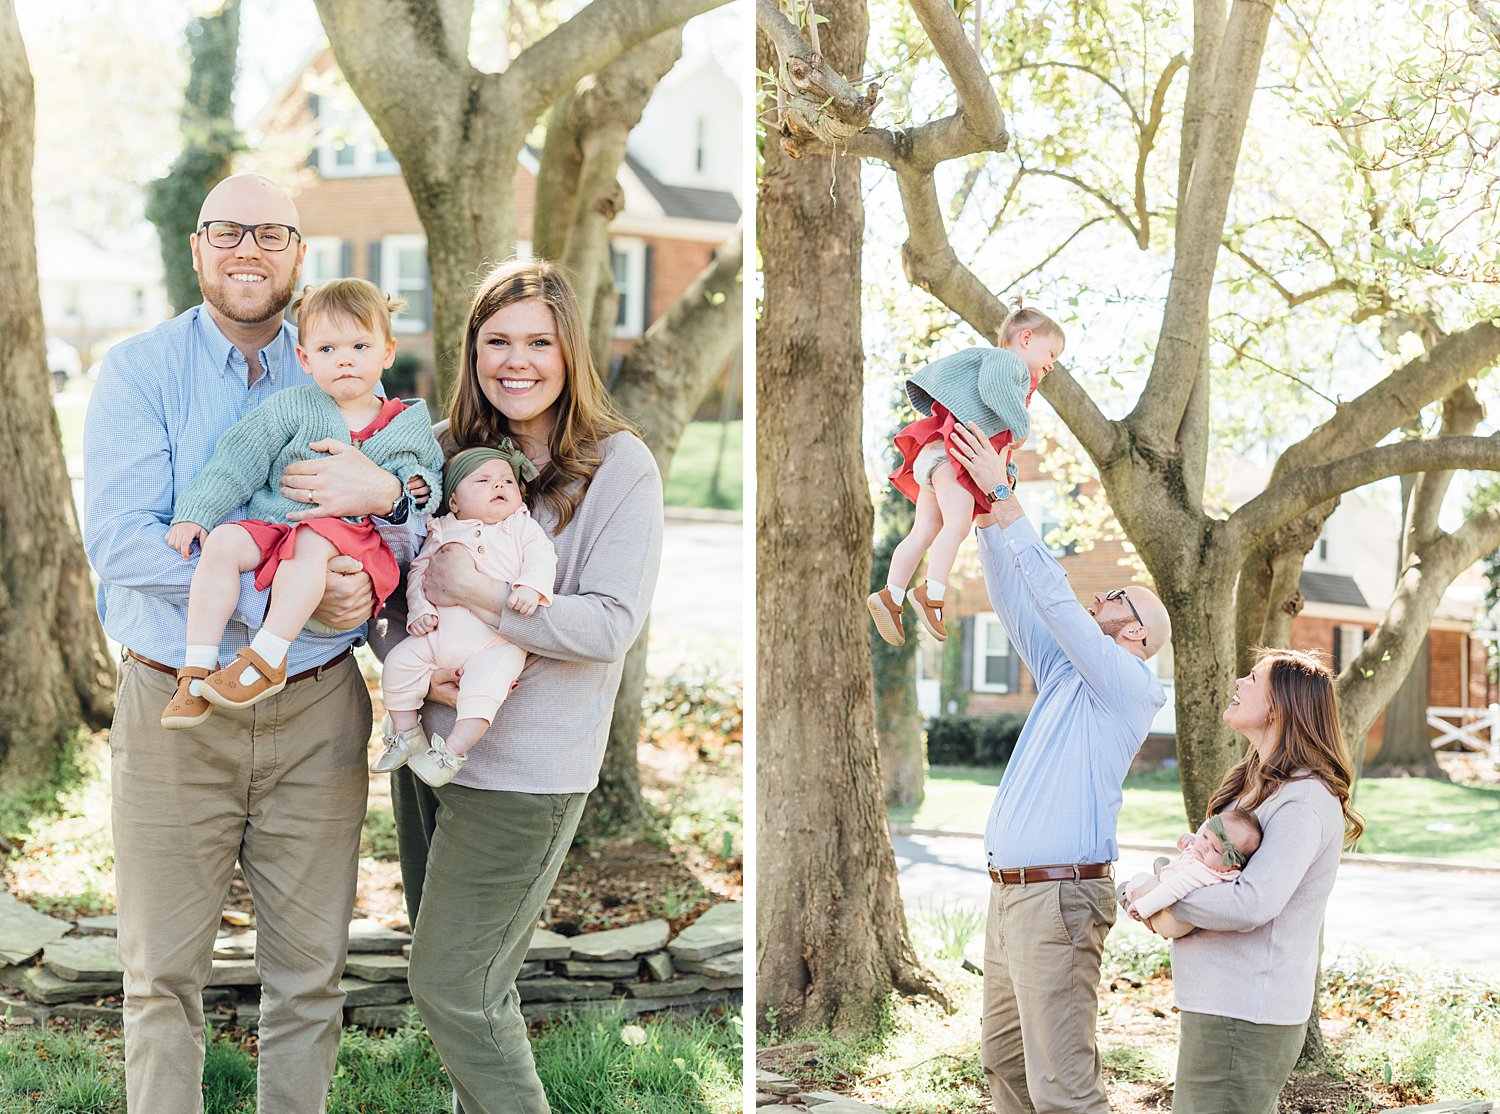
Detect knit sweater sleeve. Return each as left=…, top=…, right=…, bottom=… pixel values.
left=493, top=434, right=663, bottom=663
left=1171, top=787, right=1338, bottom=932
left=171, top=392, right=294, bottom=529
left=364, top=401, right=446, bottom=514
left=976, top=351, right=1032, bottom=442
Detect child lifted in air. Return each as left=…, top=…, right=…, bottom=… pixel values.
left=161, top=278, right=444, bottom=729
left=867, top=304, right=1065, bottom=647
left=374, top=443, right=557, bottom=787
left=1121, top=809, right=1264, bottom=938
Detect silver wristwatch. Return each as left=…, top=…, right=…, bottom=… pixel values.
left=988, top=481, right=1012, bottom=504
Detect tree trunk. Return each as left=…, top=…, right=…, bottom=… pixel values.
left=872, top=483, right=923, bottom=808
left=1369, top=636, right=1442, bottom=777
left=579, top=620, right=653, bottom=841
left=0, top=1, right=115, bottom=799
left=756, top=0, right=945, bottom=1034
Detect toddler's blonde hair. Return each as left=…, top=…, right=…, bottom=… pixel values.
left=291, top=278, right=407, bottom=343
left=999, top=300, right=1065, bottom=351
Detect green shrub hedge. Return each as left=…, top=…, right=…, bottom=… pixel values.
left=925, top=712, right=1028, bottom=766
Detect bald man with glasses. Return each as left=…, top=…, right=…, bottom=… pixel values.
left=949, top=421, right=1172, bottom=1114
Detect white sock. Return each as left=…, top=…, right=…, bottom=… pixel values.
left=886, top=584, right=907, bottom=605
left=926, top=580, right=947, bottom=602
left=185, top=645, right=216, bottom=696
left=243, top=631, right=291, bottom=684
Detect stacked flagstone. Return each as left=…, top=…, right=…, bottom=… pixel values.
left=0, top=891, right=742, bottom=1031
left=754, top=1070, right=892, bottom=1112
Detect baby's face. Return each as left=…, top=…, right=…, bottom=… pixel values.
left=448, top=459, right=523, bottom=524
left=1186, top=823, right=1229, bottom=868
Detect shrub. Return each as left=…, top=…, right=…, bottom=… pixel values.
left=925, top=713, right=1027, bottom=766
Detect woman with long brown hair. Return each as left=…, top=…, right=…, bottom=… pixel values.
left=1162, top=648, right=1363, bottom=1114
left=374, top=259, right=663, bottom=1113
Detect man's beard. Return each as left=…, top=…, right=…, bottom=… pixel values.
left=196, top=246, right=299, bottom=325
left=1096, top=614, right=1133, bottom=640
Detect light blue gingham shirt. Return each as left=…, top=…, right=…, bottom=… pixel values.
left=977, top=516, right=1166, bottom=869
left=83, top=306, right=391, bottom=674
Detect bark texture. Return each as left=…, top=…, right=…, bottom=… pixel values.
left=0, top=2, right=115, bottom=796
left=757, top=0, right=945, bottom=1034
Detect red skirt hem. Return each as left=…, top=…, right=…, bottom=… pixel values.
left=235, top=517, right=400, bottom=617
left=888, top=402, right=1015, bottom=517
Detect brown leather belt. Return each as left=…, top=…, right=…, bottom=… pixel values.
left=126, top=647, right=353, bottom=686
left=988, top=862, right=1114, bottom=886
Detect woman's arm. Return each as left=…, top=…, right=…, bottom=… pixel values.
left=1169, top=795, right=1334, bottom=932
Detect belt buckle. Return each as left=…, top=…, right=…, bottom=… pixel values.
left=1017, top=866, right=1026, bottom=886
left=1072, top=864, right=1081, bottom=882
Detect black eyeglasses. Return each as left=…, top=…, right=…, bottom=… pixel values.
left=1105, top=588, right=1148, bottom=651
left=198, top=220, right=301, bottom=251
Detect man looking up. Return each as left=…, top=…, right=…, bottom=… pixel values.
left=84, top=173, right=412, bottom=1113
left=949, top=420, right=1171, bottom=1114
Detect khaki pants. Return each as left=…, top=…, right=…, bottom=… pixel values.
left=1173, top=1011, right=1303, bottom=1114
left=392, top=769, right=587, bottom=1114
left=111, top=654, right=370, bottom=1114
left=980, top=876, right=1117, bottom=1114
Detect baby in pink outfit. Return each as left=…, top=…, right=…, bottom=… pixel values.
left=1121, top=808, right=1263, bottom=936
left=377, top=443, right=556, bottom=786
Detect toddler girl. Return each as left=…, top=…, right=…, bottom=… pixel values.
left=375, top=443, right=557, bottom=787
left=161, top=278, right=444, bottom=728
left=868, top=304, right=1065, bottom=647
left=1122, top=809, right=1263, bottom=937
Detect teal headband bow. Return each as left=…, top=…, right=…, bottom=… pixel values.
left=442, top=441, right=540, bottom=514
left=1205, top=814, right=1247, bottom=869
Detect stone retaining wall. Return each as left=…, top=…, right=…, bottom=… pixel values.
left=0, top=891, right=741, bottom=1030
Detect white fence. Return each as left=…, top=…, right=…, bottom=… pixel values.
left=1426, top=704, right=1500, bottom=759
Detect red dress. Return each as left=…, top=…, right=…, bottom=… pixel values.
left=888, top=372, right=1039, bottom=517
left=236, top=396, right=408, bottom=616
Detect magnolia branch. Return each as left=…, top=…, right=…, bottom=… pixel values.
left=1229, top=435, right=1500, bottom=551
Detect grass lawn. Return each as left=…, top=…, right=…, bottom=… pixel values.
left=893, top=764, right=1500, bottom=862
left=664, top=420, right=741, bottom=511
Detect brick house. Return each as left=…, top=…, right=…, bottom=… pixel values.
left=249, top=48, right=741, bottom=402
left=913, top=445, right=1494, bottom=763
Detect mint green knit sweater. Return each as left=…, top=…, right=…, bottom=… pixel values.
left=904, top=346, right=1032, bottom=441
left=171, top=384, right=445, bottom=530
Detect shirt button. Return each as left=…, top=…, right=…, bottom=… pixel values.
left=477, top=545, right=485, bottom=554
left=473, top=529, right=481, bottom=537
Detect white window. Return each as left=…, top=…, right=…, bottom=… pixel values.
left=317, top=100, right=400, bottom=178
left=610, top=239, right=647, bottom=338
left=695, top=116, right=709, bottom=174
left=300, top=237, right=344, bottom=288
left=1026, top=483, right=1072, bottom=557
left=1335, top=625, right=1367, bottom=673
left=381, top=236, right=429, bottom=333
left=972, top=613, right=1015, bottom=693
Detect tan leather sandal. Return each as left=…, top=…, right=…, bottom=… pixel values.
left=911, top=584, right=947, bottom=641
left=161, top=666, right=215, bottom=729
left=202, top=647, right=287, bottom=710
left=866, top=586, right=906, bottom=646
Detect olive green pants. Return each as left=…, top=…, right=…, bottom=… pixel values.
left=392, top=768, right=587, bottom=1114
left=112, top=654, right=370, bottom=1114
left=979, top=876, right=1117, bottom=1114
left=1173, top=1011, right=1304, bottom=1114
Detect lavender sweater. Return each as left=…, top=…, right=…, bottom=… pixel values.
left=1170, top=776, right=1345, bottom=1025
left=373, top=431, right=663, bottom=793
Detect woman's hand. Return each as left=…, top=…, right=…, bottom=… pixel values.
left=427, top=667, right=462, bottom=708
left=423, top=544, right=505, bottom=627
left=280, top=440, right=402, bottom=521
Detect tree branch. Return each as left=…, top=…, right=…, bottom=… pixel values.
left=1228, top=435, right=1500, bottom=552
left=1407, top=383, right=1484, bottom=547
left=999, top=61, right=1144, bottom=132
left=1022, top=167, right=1142, bottom=246
left=1135, top=53, right=1188, bottom=245
left=503, top=0, right=726, bottom=126
left=755, top=0, right=880, bottom=146
left=909, top=0, right=1004, bottom=143
left=1272, top=318, right=1500, bottom=480
left=1035, top=366, right=1122, bottom=465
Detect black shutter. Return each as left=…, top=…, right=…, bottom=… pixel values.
left=417, top=248, right=431, bottom=329
left=339, top=241, right=353, bottom=279
left=641, top=244, right=655, bottom=332
left=1004, top=634, right=1021, bottom=693
left=367, top=241, right=383, bottom=285
left=1332, top=626, right=1343, bottom=673
left=306, top=93, right=321, bottom=171
left=959, top=616, right=974, bottom=698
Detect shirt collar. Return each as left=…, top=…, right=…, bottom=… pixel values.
left=193, top=305, right=299, bottom=384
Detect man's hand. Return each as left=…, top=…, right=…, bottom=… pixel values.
left=408, top=613, right=438, bottom=636
left=309, top=554, right=375, bottom=631
left=507, top=585, right=541, bottom=616
left=951, top=422, right=1026, bottom=527
left=424, top=545, right=505, bottom=627
left=166, top=521, right=207, bottom=559
left=280, top=440, right=402, bottom=521
left=428, top=667, right=462, bottom=708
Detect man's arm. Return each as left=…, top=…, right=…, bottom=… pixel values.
left=83, top=349, right=263, bottom=624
